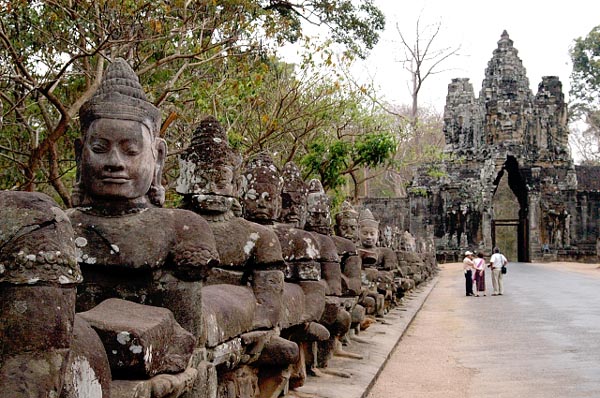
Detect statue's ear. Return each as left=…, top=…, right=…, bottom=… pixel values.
left=154, top=137, right=167, bottom=177
left=74, top=138, right=83, bottom=170
left=148, top=138, right=167, bottom=206
left=71, top=138, right=84, bottom=206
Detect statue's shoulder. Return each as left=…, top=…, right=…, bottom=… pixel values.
left=377, top=246, right=398, bottom=269
left=273, top=223, right=320, bottom=261
left=308, top=232, right=339, bottom=262
left=330, top=235, right=357, bottom=256
left=68, top=206, right=219, bottom=271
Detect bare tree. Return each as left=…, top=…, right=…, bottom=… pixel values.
left=396, top=16, right=460, bottom=145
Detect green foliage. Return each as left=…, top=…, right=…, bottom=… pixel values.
left=426, top=167, right=446, bottom=179
left=408, top=187, right=429, bottom=197
left=0, top=0, right=385, bottom=206
left=301, top=129, right=397, bottom=191
left=570, top=25, right=600, bottom=108
left=302, top=138, right=352, bottom=190
left=570, top=25, right=600, bottom=164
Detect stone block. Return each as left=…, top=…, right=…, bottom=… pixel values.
left=202, top=284, right=256, bottom=347
left=280, top=282, right=305, bottom=329
left=299, top=281, right=326, bottom=322
left=79, top=298, right=195, bottom=379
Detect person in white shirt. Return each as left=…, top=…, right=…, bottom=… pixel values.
left=462, top=251, right=476, bottom=296
left=489, top=247, right=508, bottom=295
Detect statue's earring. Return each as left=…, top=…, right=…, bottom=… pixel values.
left=148, top=138, right=167, bottom=207
left=71, top=138, right=84, bottom=207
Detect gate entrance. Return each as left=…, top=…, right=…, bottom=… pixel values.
left=491, top=157, right=529, bottom=262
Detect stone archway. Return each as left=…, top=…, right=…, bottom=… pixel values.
left=491, top=156, right=529, bottom=262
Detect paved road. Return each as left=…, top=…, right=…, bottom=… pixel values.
left=368, top=261, right=600, bottom=398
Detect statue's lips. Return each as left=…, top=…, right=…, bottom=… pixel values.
left=101, top=177, right=130, bottom=184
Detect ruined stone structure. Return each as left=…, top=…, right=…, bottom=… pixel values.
left=409, top=31, right=600, bottom=262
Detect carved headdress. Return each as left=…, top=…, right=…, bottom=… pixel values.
left=243, top=152, right=283, bottom=192
left=188, top=116, right=242, bottom=168
left=358, top=208, right=379, bottom=229
left=281, top=162, right=308, bottom=196
left=177, top=116, right=243, bottom=196
left=242, top=152, right=283, bottom=222
left=335, top=200, right=359, bottom=225
left=307, top=179, right=329, bottom=209
left=79, top=58, right=161, bottom=135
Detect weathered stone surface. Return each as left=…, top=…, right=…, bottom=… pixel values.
left=308, top=233, right=342, bottom=296
left=255, top=336, right=299, bottom=367
left=0, top=191, right=81, bottom=285
left=216, top=366, right=259, bottom=398
left=110, top=367, right=198, bottom=398
left=0, top=191, right=82, bottom=398
left=206, top=219, right=283, bottom=274
left=252, top=270, right=284, bottom=329
left=69, top=207, right=217, bottom=338
left=78, top=298, right=195, bottom=378
left=280, top=282, right=306, bottom=329
left=298, top=281, right=326, bottom=322
left=61, top=315, right=111, bottom=398
left=202, top=285, right=256, bottom=347
left=283, top=322, right=330, bottom=342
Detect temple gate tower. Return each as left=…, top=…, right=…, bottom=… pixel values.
left=409, top=31, right=599, bottom=262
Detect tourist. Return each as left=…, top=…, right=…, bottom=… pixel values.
left=473, top=252, right=486, bottom=296
left=462, top=251, right=475, bottom=296
left=489, top=247, right=508, bottom=295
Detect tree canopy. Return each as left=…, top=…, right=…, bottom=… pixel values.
left=0, top=0, right=389, bottom=206
left=570, top=25, right=600, bottom=164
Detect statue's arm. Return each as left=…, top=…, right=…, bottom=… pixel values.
left=170, top=210, right=220, bottom=279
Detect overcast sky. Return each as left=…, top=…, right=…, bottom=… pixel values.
left=351, top=0, right=600, bottom=112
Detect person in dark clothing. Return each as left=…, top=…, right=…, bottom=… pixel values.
left=462, top=251, right=475, bottom=296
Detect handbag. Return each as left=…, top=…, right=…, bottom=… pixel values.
left=501, top=265, right=507, bottom=274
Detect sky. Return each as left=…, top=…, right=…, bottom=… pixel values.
left=350, top=0, right=600, bottom=112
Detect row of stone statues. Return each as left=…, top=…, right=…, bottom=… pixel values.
left=0, top=59, right=436, bottom=398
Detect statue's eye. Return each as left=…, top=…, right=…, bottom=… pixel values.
left=122, top=142, right=141, bottom=156
left=90, top=139, right=109, bottom=153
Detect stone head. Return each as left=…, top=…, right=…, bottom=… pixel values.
left=177, top=116, right=243, bottom=215
left=280, top=162, right=308, bottom=228
left=358, top=208, right=379, bottom=248
left=75, top=58, right=166, bottom=208
left=305, top=179, right=331, bottom=235
left=334, top=201, right=359, bottom=242
left=242, top=152, right=283, bottom=224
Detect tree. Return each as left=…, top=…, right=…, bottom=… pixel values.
left=0, top=0, right=386, bottom=206
left=395, top=17, right=460, bottom=144
left=366, top=104, right=445, bottom=197
left=570, top=25, right=600, bottom=164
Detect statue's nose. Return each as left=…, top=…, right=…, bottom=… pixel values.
left=105, top=148, right=126, bottom=170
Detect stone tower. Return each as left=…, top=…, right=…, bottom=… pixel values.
left=410, top=31, right=599, bottom=262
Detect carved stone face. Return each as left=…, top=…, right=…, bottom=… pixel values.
left=243, top=181, right=281, bottom=223
left=190, top=165, right=238, bottom=213
left=359, top=226, right=379, bottom=248
left=337, top=218, right=358, bottom=242
left=306, top=195, right=331, bottom=233
left=79, top=118, right=160, bottom=203
left=281, top=191, right=307, bottom=228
